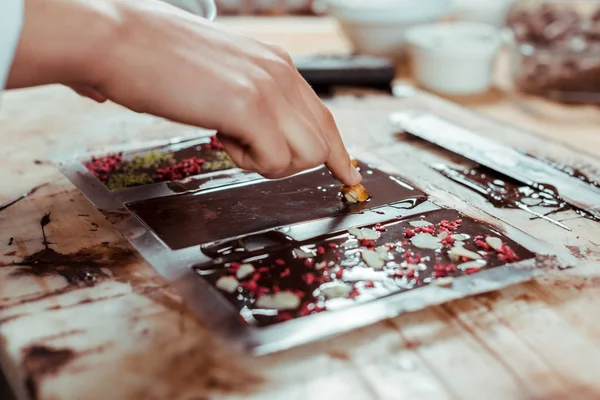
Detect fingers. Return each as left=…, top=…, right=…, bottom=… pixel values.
left=69, top=84, right=108, bottom=103
left=293, top=74, right=363, bottom=186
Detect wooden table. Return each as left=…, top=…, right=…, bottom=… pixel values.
left=1, top=17, right=600, bottom=400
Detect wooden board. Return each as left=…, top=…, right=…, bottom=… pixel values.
left=1, top=16, right=600, bottom=400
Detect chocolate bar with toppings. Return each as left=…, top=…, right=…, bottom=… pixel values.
left=196, top=208, right=534, bottom=327
left=127, top=162, right=426, bottom=250
left=84, top=135, right=236, bottom=190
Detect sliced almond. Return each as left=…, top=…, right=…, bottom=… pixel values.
left=437, top=231, right=449, bottom=240
left=216, top=276, right=239, bottom=293
left=375, top=245, right=389, bottom=260
left=409, top=220, right=433, bottom=227
left=255, top=291, right=300, bottom=310
left=348, top=227, right=362, bottom=237
left=457, top=259, right=487, bottom=271
left=320, top=281, right=353, bottom=299
left=362, top=250, right=385, bottom=269
left=360, top=228, right=380, bottom=240
left=451, top=234, right=470, bottom=241
left=348, top=227, right=379, bottom=240
left=485, top=236, right=503, bottom=252
left=236, top=263, right=255, bottom=280
left=295, top=248, right=314, bottom=259
left=449, top=246, right=482, bottom=261
left=411, top=233, right=442, bottom=250
left=315, top=261, right=328, bottom=270
left=433, top=277, right=454, bottom=287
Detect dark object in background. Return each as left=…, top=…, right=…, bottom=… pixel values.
left=506, top=2, right=600, bottom=103
left=215, top=0, right=317, bottom=15
left=0, top=370, right=16, bottom=400
left=293, top=54, right=396, bottom=95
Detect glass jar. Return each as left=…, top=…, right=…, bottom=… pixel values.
left=505, top=0, right=600, bottom=103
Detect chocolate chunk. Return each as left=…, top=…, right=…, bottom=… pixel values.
left=506, top=3, right=600, bottom=102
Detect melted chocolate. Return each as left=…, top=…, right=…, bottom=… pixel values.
left=195, top=209, right=534, bottom=327
left=0, top=183, right=49, bottom=213
left=128, top=163, right=426, bottom=250
left=521, top=152, right=600, bottom=189
left=435, top=164, right=600, bottom=224
left=84, top=136, right=236, bottom=191
left=22, top=345, right=75, bottom=400
left=166, top=169, right=260, bottom=194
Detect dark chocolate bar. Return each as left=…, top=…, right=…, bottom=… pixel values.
left=127, top=162, right=426, bottom=249
left=195, top=208, right=534, bottom=327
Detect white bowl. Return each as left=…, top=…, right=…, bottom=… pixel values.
left=451, top=0, right=516, bottom=27
left=405, top=22, right=501, bottom=95
left=162, top=0, right=217, bottom=20
left=323, top=0, right=452, bottom=59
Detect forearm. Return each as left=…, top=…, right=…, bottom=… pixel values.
left=6, top=0, right=120, bottom=89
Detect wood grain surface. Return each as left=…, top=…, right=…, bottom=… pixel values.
left=1, top=16, right=600, bottom=400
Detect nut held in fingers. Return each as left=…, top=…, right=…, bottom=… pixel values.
left=340, top=183, right=370, bottom=204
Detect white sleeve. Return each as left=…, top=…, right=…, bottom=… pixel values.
left=0, top=0, right=24, bottom=91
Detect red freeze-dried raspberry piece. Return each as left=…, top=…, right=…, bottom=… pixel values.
left=441, top=236, right=455, bottom=246
left=464, top=267, right=480, bottom=275
left=205, top=135, right=224, bottom=150
left=433, top=270, right=447, bottom=278
left=304, top=259, right=314, bottom=267
left=401, top=240, right=409, bottom=247
left=241, top=280, right=258, bottom=293
left=497, top=244, right=520, bottom=262
left=272, top=285, right=281, bottom=293
left=359, top=239, right=376, bottom=248
left=258, top=266, right=270, bottom=273
left=302, top=273, right=317, bottom=285
left=403, top=250, right=422, bottom=265
left=155, top=157, right=205, bottom=181
left=334, top=268, right=344, bottom=279
left=404, top=228, right=416, bottom=238
left=250, top=272, right=261, bottom=281
left=475, top=238, right=491, bottom=250
left=328, top=242, right=338, bottom=248
left=316, top=246, right=326, bottom=255
left=299, top=302, right=326, bottom=317
left=229, top=262, right=241, bottom=272
left=278, top=312, right=293, bottom=322
left=84, top=153, right=123, bottom=181
left=406, top=269, right=415, bottom=279
left=280, top=268, right=290, bottom=278
left=363, top=281, right=375, bottom=288
left=348, top=287, right=360, bottom=299
left=275, top=259, right=286, bottom=266
left=257, top=286, right=270, bottom=295
left=375, top=223, right=386, bottom=232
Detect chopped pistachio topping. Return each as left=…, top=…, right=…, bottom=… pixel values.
left=106, top=172, right=155, bottom=190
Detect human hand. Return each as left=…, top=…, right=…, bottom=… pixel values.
left=8, top=0, right=362, bottom=186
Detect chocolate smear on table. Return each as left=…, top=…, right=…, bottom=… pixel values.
left=22, top=345, right=76, bottom=400
left=519, top=151, right=600, bottom=189
left=4, top=213, right=137, bottom=287
left=195, top=208, right=534, bottom=326
left=0, top=183, right=49, bottom=213
left=128, top=162, right=426, bottom=250
left=433, top=164, right=600, bottom=229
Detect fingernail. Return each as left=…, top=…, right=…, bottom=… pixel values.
left=350, top=165, right=362, bottom=184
